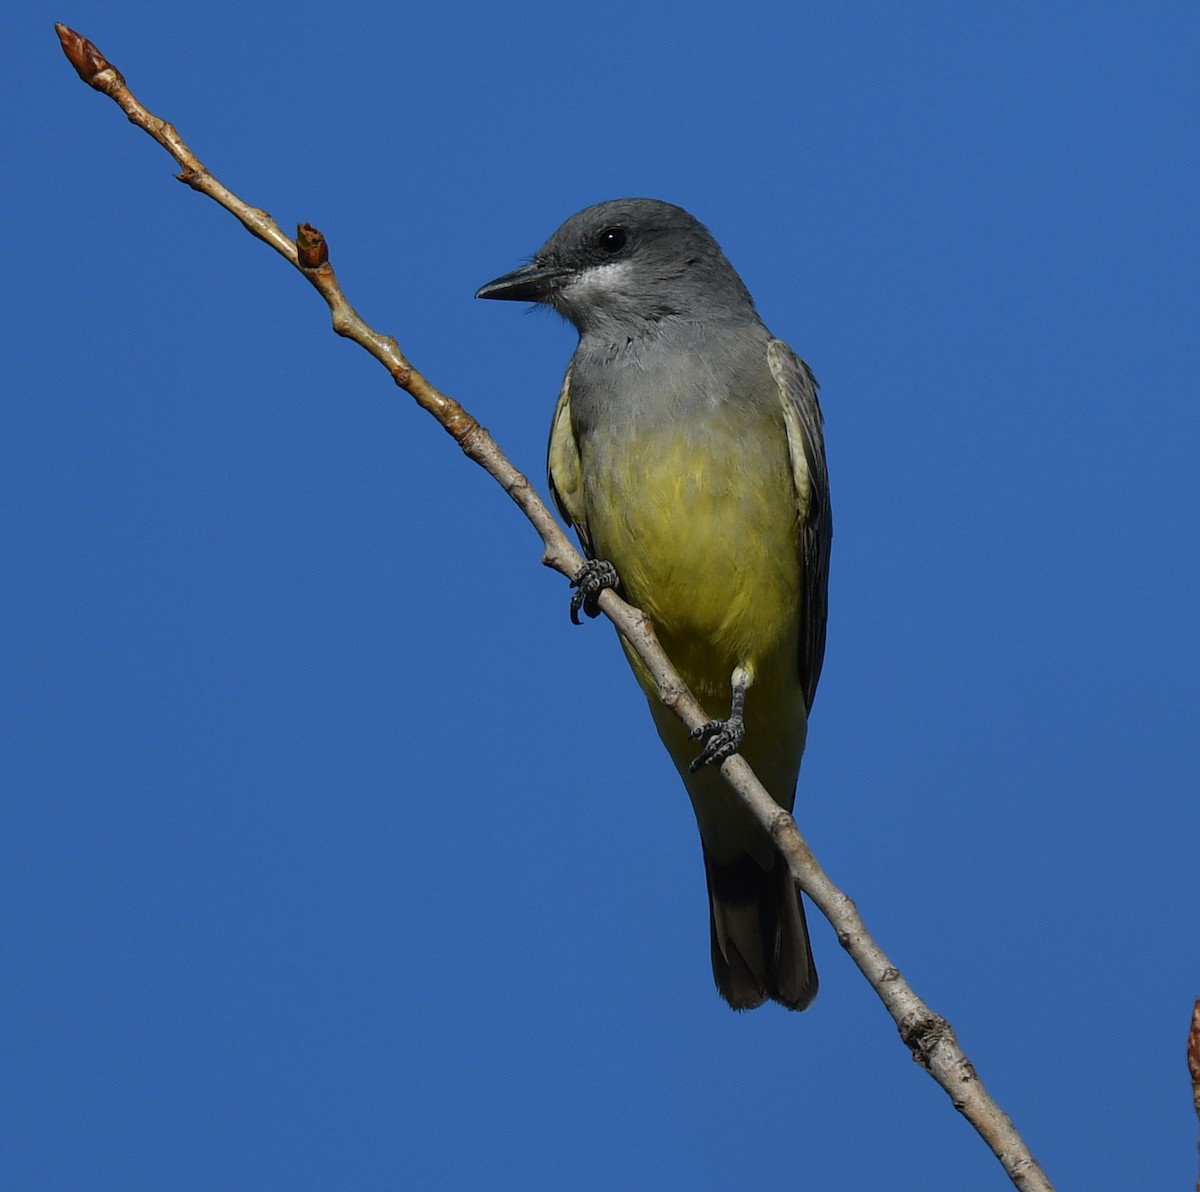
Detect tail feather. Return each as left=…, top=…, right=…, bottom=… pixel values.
left=705, top=851, right=818, bottom=1011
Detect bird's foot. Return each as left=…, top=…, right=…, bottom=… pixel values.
left=688, top=713, right=746, bottom=772
left=569, top=559, right=619, bottom=625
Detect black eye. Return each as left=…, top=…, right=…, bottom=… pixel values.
left=597, top=226, right=627, bottom=253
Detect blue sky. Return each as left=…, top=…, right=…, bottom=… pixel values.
left=6, top=3, right=1198, bottom=1188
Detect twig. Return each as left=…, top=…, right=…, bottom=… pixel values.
left=1189, top=999, right=1200, bottom=1192
left=55, top=23, right=1054, bottom=1191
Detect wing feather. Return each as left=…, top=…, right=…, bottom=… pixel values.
left=768, top=339, right=831, bottom=712
left=545, top=367, right=593, bottom=558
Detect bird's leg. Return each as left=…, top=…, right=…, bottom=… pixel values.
left=688, top=666, right=750, bottom=772
left=569, top=559, right=620, bottom=625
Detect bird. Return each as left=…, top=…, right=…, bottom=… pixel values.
left=476, top=199, right=831, bottom=1011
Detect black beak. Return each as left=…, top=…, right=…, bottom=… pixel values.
left=475, top=262, right=572, bottom=303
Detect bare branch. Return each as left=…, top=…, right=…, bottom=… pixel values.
left=55, top=24, right=1054, bottom=1191
left=1189, top=999, right=1200, bottom=1192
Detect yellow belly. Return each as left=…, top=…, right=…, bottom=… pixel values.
left=580, top=412, right=802, bottom=708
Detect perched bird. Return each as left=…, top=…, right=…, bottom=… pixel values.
left=477, top=199, right=831, bottom=1010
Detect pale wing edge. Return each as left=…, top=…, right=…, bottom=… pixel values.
left=768, top=339, right=832, bottom=711
left=545, top=367, right=593, bottom=558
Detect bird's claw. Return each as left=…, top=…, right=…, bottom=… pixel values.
left=569, top=559, right=619, bottom=624
left=688, top=714, right=746, bottom=772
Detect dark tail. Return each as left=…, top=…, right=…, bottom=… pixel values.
left=704, top=851, right=818, bottom=1011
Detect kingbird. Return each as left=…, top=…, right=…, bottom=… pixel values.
left=477, top=199, right=831, bottom=1011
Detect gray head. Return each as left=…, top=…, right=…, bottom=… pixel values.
left=476, top=199, right=759, bottom=339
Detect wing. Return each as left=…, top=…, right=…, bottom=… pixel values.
left=768, top=339, right=832, bottom=713
left=545, top=367, right=594, bottom=558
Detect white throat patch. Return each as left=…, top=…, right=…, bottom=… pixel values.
left=562, top=259, right=637, bottom=305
